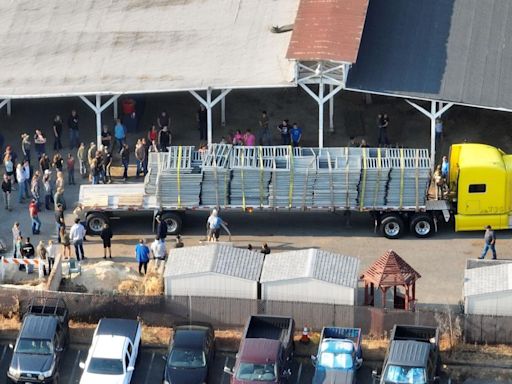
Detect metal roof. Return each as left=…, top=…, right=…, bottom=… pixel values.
left=174, top=330, right=206, bottom=349
left=164, top=245, right=264, bottom=281
left=0, top=0, right=299, bottom=98
left=96, top=318, right=139, bottom=343
left=387, top=340, right=430, bottom=367
left=259, top=248, right=360, bottom=287
left=346, top=0, right=512, bottom=111
left=360, top=250, right=421, bottom=288
left=286, top=0, right=369, bottom=63
left=239, top=338, right=281, bottom=364
left=20, top=315, right=58, bottom=340
left=464, top=262, right=512, bottom=297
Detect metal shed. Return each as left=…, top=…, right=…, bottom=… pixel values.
left=464, top=260, right=512, bottom=316
left=164, top=245, right=264, bottom=299
left=260, top=249, right=360, bottom=305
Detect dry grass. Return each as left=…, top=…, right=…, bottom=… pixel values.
left=0, top=315, right=20, bottom=331
left=142, top=325, right=171, bottom=345
left=215, top=330, right=242, bottom=351
left=116, top=271, right=164, bottom=296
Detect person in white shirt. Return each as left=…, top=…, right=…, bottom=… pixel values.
left=11, top=222, right=20, bottom=258
left=46, top=240, right=58, bottom=274
left=16, top=164, right=26, bottom=203
left=69, top=218, right=86, bottom=261
left=150, top=237, right=167, bottom=270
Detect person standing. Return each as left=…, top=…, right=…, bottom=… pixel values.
left=103, top=150, right=113, bottom=184
left=147, top=125, right=158, bottom=145
left=135, top=139, right=146, bottom=178
left=157, top=111, right=171, bottom=131
left=46, top=240, right=57, bottom=274
left=135, top=239, right=150, bottom=275
left=479, top=225, right=497, bottom=260
left=435, top=118, right=444, bottom=143
left=70, top=217, right=86, bottom=261
left=1, top=173, right=12, bottom=211
left=87, top=142, right=96, bottom=178
left=21, top=134, right=31, bottom=164
left=100, top=125, right=112, bottom=151
left=441, top=155, right=449, bottom=180
left=196, top=105, right=207, bottom=141
left=3, top=154, right=14, bottom=186
left=150, top=236, right=167, bottom=270
left=36, top=240, right=48, bottom=278
left=258, top=110, right=271, bottom=145
left=66, top=153, right=75, bottom=185
left=68, top=110, right=80, bottom=149
left=55, top=203, right=65, bottom=243
left=21, top=237, right=35, bottom=274
left=243, top=129, right=256, bottom=147
left=43, top=170, right=53, bottom=210
left=16, top=163, right=26, bottom=203
left=22, top=161, right=31, bottom=199
left=12, top=222, right=21, bottom=258
left=54, top=187, right=66, bottom=211
left=377, top=113, right=390, bottom=146
left=100, top=223, right=113, bottom=259
left=77, top=142, right=87, bottom=178
left=158, top=126, right=171, bottom=152
left=39, top=154, right=50, bottom=174
left=114, top=118, right=126, bottom=153
left=60, top=227, right=71, bottom=259
left=120, top=143, right=130, bottom=181
left=277, top=119, right=291, bottom=145
left=30, top=172, right=41, bottom=208
left=29, top=199, right=41, bottom=234
left=52, top=153, right=64, bottom=173
left=156, top=215, right=168, bottom=241
left=206, top=209, right=227, bottom=242
left=289, top=123, right=302, bottom=147
left=34, top=130, right=47, bottom=160
left=53, top=115, right=63, bottom=151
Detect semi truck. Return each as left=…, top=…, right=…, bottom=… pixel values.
left=372, top=325, right=440, bottom=384
left=224, top=315, right=295, bottom=383
left=312, top=327, right=363, bottom=384
left=80, top=143, right=505, bottom=239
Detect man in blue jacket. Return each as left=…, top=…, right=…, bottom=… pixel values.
left=135, top=239, right=150, bottom=275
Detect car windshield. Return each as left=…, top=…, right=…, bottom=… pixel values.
left=384, top=365, right=427, bottom=384
left=168, top=348, right=206, bottom=368
left=87, top=358, right=124, bottom=375
left=318, top=340, right=354, bottom=369
left=236, top=363, right=276, bottom=382
left=15, top=338, right=53, bottom=355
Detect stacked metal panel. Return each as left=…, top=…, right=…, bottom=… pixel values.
left=313, top=148, right=361, bottom=207
left=356, top=149, right=392, bottom=208
left=268, top=147, right=317, bottom=208
left=200, top=144, right=232, bottom=206
left=229, top=146, right=273, bottom=207
left=144, top=152, right=169, bottom=195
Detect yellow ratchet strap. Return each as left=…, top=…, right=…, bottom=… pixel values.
left=360, top=149, right=367, bottom=211
left=374, top=148, right=381, bottom=207
left=259, top=146, right=264, bottom=207
left=241, top=150, right=246, bottom=210
left=399, top=148, right=405, bottom=209
left=289, top=146, right=294, bottom=208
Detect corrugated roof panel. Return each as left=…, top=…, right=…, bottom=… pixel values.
left=387, top=340, right=430, bottom=367
left=464, top=263, right=512, bottom=297
left=286, top=0, right=369, bottom=63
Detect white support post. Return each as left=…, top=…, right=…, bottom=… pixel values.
left=79, top=94, right=120, bottom=148
left=319, top=81, right=325, bottom=148
left=113, top=99, right=118, bottom=119
left=329, top=84, right=334, bottom=133
left=221, top=91, right=226, bottom=127
left=0, top=99, right=9, bottom=111
left=6, top=99, right=11, bottom=116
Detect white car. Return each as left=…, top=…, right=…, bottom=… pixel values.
left=79, top=318, right=142, bottom=384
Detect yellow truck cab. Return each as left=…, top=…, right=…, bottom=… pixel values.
left=449, top=143, right=512, bottom=231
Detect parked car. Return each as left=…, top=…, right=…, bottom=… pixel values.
left=312, top=327, right=363, bottom=384
left=79, top=318, right=142, bottom=384
left=224, top=315, right=295, bottom=384
left=7, top=297, right=69, bottom=384
left=373, top=325, right=440, bottom=384
left=163, top=323, right=215, bottom=384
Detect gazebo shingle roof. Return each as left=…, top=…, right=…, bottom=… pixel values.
left=360, top=250, right=421, bottom=287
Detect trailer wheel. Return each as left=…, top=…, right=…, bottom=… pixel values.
left=380, top=215, right=405, bottom=239
left=410, top=214, right=434, bottom=238
left=86, top=212, right=109, bottom=235
left=161, top=212, right=183, bottom=235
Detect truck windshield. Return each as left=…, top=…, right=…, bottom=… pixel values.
left=236, top=363, right=276, bottom=381
left=87, top=358, right=124, bottom=375
left=384, top=365, right=426, bottom=384
left=318, top=340, right=354, bottom=369
left=16, top=339, right=53, bottom=355
left=168, top=348, right=206, bottom=368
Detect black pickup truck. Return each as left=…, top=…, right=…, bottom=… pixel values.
left=373, top=325, right=440, bottom=384
left=7, top=297, right=69, bottom=384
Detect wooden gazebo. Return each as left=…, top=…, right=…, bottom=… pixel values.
left=360, top=250, right=421, bottom=310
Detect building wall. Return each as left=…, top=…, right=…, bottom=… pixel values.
left=261, top=278, right=355, bottom=305
left=465, top=291, right=512, bottom=316
left=165, top=273, right=257, bottom=299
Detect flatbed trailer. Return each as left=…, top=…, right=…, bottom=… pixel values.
left=80, top=145, right=452, bottom=239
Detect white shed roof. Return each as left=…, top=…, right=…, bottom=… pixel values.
left=464, top=262, right=512, bottom=297
left=0, top=0, right=299, bottom=98
left=164, top=244, right=264, bottom=281
left=260, top=248, right=360, bottom=288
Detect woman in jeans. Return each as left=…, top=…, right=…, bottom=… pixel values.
left=33, top=130, right=47, bottom=160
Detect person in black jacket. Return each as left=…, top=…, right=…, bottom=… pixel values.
left=100, top=223, right=113, bottom=259
left=120, top=143, right=130, bottom=181
left=156, top=215, right=168, bottom=240
left=1, top=173, right=12, bottom=211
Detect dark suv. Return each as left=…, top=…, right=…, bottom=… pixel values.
left=7, top=297, right=69, bottom=384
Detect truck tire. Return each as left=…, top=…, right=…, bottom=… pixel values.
left=161, top=212, right=183, bottom=235
left=380, top=215, right=405, bottom=239
left=410, top=214, right=434, bottom=238
left=86, top=212, right=109, bottom=235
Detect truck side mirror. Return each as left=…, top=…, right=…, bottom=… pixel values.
left=79, top=362, right=85, bottom=369
left=223, top=366, right=233, bottom=376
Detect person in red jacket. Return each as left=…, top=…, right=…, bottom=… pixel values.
left=29, top=199, right=41, bottom=235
